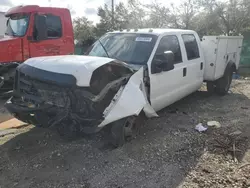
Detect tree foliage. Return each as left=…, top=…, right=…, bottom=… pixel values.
left=73, top=0, right=250, bottom=44
left=73, top=16, right=95, bottom=45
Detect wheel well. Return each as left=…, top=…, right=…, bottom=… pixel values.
left=226, top=61, right=236, bottom=74
left=231, top=63, right=237, bottom=73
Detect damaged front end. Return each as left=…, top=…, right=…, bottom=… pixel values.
left=6, top=59, right=136, bottom=134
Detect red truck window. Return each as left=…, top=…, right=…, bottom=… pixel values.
left=46, top=14, right=62, bottom=38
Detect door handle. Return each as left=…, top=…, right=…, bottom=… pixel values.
left=200, top=62, right=203, bottom=70
left=183, top=67, right=187, bottom=77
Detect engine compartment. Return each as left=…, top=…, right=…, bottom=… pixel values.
left=6, top=61, right=135, bottom=136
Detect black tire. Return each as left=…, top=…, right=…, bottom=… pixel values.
left=215, top=68, right=233, bottom=96
left=207, top=81, right=215, bottom=94
left=56, top=119, right=81, bottom=141
left=109, top=117, right=135, bottom=147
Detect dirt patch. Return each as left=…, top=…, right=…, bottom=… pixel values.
left=0, top=80, right=250, bottom=188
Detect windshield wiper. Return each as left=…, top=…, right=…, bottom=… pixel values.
left=98, top=39, right=110, bottom=58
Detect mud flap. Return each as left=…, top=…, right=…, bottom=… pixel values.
left=98, top=68, right=158, bottom=128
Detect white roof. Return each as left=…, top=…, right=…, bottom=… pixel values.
left=110, top=28, right=195, bottom=36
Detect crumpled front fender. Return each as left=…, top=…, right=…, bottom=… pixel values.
left=98, top=68, right=158, bottom=128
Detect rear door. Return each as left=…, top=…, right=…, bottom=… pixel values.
left=149, top=34, right=188, bottom=112
left=181, top=34, right=204, bottom=93
left=29, top=13, right=66, bottom=57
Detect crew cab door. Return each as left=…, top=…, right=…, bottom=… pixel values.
left=181, top=34, right=204, bottom=92
left=29, top=13, right=67, bottom=57
left=149, top=34, right=188, bottom=112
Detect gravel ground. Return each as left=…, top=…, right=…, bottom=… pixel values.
left=0, top=80, right=249, bottom=188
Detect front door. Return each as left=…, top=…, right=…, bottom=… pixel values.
left=29, top=13, right=65, bottom=58
left=149, top=35, right=187, bottom=112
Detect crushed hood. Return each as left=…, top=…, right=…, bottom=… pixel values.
left=24, top=55, right=116, bottom=87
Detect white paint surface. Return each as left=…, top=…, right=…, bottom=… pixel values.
left=201, top=36, right=243, bottom=81
left=0, top=12, right=7, bottom=38
left=147, top=30, right=204, bottom=112
left=24, top=55, right=115, bottom=87
left=98, top=68, right=157, bottom=128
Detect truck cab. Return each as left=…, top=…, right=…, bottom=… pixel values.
left=0, top=5, right=74, bottom=86
left=86, top=29, right=205, bottom=112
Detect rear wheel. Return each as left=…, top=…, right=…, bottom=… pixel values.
left=207, top=81, right=215, bottom=94
left=215, top=68, right=233, bottom=96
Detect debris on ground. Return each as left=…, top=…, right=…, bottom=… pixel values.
left=195, top=123, right=208, bottom=133
left=207, top=121, right=221, bottom=128
left=229, top=130, right=243, bottom=137
left=0, top=118, right=27, bottom=130
left=0, top=129, right=16, bottom=137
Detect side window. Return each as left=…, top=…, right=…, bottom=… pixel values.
left=182, top=34, right=200, bottom=60
left=46, top=14, right=62, bottom=38
left=155, top=35, right=182, bottom=64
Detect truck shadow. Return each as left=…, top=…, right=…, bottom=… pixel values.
left=0, top=87, right=250, bottom=187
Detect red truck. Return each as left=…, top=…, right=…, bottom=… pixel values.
left=0, top=5, right=74, bottom=89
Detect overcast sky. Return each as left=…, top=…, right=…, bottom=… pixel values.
left=0, top=0, right=181, bottom=23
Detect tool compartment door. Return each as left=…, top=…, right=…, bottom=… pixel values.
left=214, top=38, right=228, bottom=80
left=201, top=36, right=218, bottom=81
left=214, top=37, right=243, bottom=79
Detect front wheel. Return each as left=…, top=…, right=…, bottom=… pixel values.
left=215, top=68, right=233, bottom=96
left=109, top=117, right=136, bottom=147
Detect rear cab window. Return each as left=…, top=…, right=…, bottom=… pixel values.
left=182, top=34, right=200, bottom=60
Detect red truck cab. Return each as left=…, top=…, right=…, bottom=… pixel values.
left=0, top=5, right=74, bottom=86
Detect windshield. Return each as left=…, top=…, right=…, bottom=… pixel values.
left=5, top=14, right=30, bottom=37
left=85, top=33, right=158, bottom=65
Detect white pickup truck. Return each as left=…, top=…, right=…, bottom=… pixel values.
left=5, top=29, right=243, bottom=146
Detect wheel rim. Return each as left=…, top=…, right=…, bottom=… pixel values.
left=124, top=118, right=134, bottom=137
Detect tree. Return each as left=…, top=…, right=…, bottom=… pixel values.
left=96, top=0, right=150, bottom=35
left=197, top=0, right=250, bottom=35
left=95, top=2, right=130, bottom=37
left=126, top=0, right=149, bottom=28
left=168, top=0, right=199, bottom=29
left=73, top=16, right=96, bottom=45
left=73, top=0, right=250, bottom=44
left=147, top=2, right=170, bottom=28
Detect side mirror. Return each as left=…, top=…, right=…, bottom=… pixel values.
left=34, top=15, right=47, bottom=41
left=162, top=51, right=174, bottom=71
left=151, top=51, right=175, bottom=74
